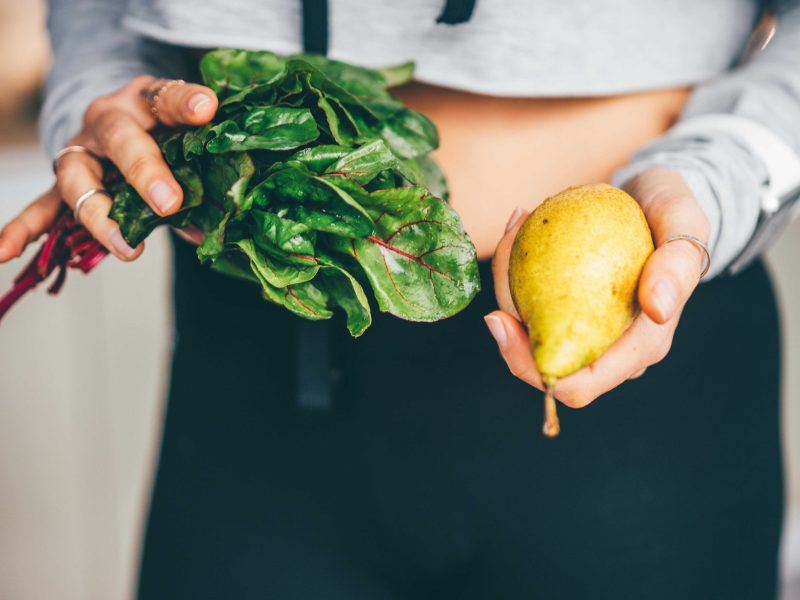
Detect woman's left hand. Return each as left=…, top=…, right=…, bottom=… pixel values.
left=486, top=167, right=711, bottom=408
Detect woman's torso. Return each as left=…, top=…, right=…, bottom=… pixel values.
left=393, top=84, right=691, bottom=256
left=134, top=0, right=758, bottom=257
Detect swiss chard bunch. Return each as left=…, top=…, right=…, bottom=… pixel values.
left=108, top=49, right=480, bottom=336
left=0, top=50, right=480, bottom=335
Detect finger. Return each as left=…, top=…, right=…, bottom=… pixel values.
left=553, top=311, right=677, bottom=407
left=56, top=151, right=144, bottom=261
left=624, top=168, right=710, bottom=324
left=628, top=367, right=647, bottom=380
left=638, top=236, right=704, bottom=324
left=0, top=187, right=62, bottom=262
left=93, top=110, right=183, bottom=216
left=151, top=81, right=218, bottom=127
left=484, top=310, right=545, bottom=392
left=492, top=207, right=529, bottom=319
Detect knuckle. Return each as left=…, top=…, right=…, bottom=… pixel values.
left=83, top=96, right=113, bottom=127
left=507, top=362, right=527, bottom=380
left=560, top=390, right=594, bottom=409
left=81, top=197, right=109, bottom=231
left=648, top=337, right=673, bottom=365
left=129, top=75, right=155, bottom=92
left=507, top=361, right=536, bottom=386
left=126, top=153, right=158, bottom=182
left=96, top=113, right=128, bottom=150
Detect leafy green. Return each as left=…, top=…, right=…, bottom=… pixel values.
left=108, top=49, right=480, bottom=336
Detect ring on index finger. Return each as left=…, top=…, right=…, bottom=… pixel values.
left=663, top=234, right=711, bottom=279
left=141, top=78, right=186, bottom=118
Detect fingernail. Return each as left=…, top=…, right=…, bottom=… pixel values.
left=149, top=181, right=178, bottom=213
left=188, top=94, right=212, bottom=114
left=484, top=314, right=507, bottom=349
left=652, top=279, right=677, bottom=319
left=109, top=229, right=136, bottom=258
left=505, top=207, right=525, bottom=233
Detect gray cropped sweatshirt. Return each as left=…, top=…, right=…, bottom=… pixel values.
left=40, top=0, right=800, bottom=278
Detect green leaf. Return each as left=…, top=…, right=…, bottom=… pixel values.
left=251, top=210, right=316, bottom=257
left=379, top=108, right=439, bottom=159
left=378, top=62, right=415, bottom=88
left=234, top=239, right=318, bottom=287
left=104, top=49, right=478, bottom=336
left=182, top=125, right=213, bottom=159
left=289, top=144, right=352, bottom=173
left=243, top=105, right=309, bottom=129
left=331, top=188, right=480, bottom=321
left=315, top=250, right=372, bottom=337
left=210, top=251, right=259, bottom=283
left=173, top=165, right=204, bottom=209
left=410, top=155, right=449, bottom=201
left=108, top=185, right=160, bottom=247
left=289, top=54, right=390, bottom=100
left=158, top=132, right=185, bottom=165
left=200, top=49, right=286, bottom=95
left=278, top=280, right=333, bottom=320
left=237, top=238, right=332, bottom=320
left=257, top=166, right=374, bottom=237
left=201, top=152, right=255, bottom=212
left=206, top=115, right=319, bottom=153
left=324, top=139, right=399, bottom=185
left=196, top=211, right=230, bottom=262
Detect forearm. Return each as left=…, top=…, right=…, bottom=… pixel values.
left=613, top=4, right=800, bottom=279
left=41, top=0, right=179, bottom=157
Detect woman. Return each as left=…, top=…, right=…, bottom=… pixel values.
left=1, top=0, right=797, bottom=597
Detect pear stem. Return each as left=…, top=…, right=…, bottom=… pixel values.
left=542, top=383, right=560, bottom=438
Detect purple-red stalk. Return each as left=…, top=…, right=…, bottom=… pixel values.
left=0, top=206, right=108, bottom=323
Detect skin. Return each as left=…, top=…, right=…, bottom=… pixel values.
left=0, top=77, right=709, bottom=407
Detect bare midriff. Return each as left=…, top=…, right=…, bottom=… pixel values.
left=392, top=83, right=692, bottom=259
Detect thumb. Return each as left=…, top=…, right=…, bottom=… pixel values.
left=625, top=168, right=710, bottom=324
left=638, top=234, right=706, bottom=324
left=153, top=81, right=218, bottom=127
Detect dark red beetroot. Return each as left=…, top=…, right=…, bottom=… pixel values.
left=0, top=207, right=108, bottom=322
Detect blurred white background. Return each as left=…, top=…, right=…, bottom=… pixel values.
left=1, top=2, right=799, bottom=598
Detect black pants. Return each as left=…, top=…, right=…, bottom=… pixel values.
left=138, top=236, right=783, bottom=599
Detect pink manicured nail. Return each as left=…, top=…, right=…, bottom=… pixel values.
left=149, top=181, right=178, bottom=214
left=109, top=229, right=136, bottom=258
left=188, top=94, right=212, bottom=114
left=652, top=279, right=677, bottom=319
left=505, top=207, right=525, bottom=233
left=484, top=314, right=507, bottom=349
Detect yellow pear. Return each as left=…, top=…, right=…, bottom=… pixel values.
left=509, top=183, right=654, bottom=436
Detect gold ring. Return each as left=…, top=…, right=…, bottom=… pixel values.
left=52, top=145, right=102, bottom=174
left=663, top=234, right=711, bottom=279
left=141, top=78, right=186, bottom=118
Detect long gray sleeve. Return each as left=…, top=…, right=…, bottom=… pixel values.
left=613, top=3, right=800, bottom=279
left=40, top=0, right=176, bottom=158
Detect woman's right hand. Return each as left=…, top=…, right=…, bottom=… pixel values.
left=0, top=75, right=218, bottom=264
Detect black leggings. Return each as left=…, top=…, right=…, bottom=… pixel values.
left=138, top=235, right=783, bottom=599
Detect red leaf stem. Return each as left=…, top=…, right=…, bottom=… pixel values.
left=0, top=206, right=109, bottom=323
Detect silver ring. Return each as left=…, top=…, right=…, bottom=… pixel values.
left=72, top=188, right=112, bottom=224
left=53, top=145, right=102, bottom=174
left=663, top=234, right=711, bottom=279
